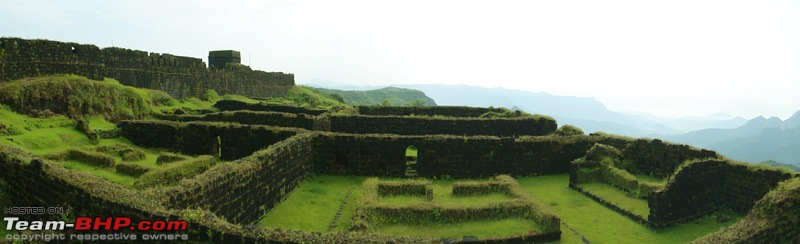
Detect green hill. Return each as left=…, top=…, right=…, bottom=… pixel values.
left=309, top=86, right=437, bottom=106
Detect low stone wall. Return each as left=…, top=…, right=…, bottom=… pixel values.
left=119, top=120, right=300, bottom=160
left=356, top=106, right=509, bottom=117
left=155, top=110, right=317, bottom=130
left=329, top=114, right=557, bottom=137
left=648, top=159, right=797, bottom=228
left=163, top=134, right=315, bottom=224
left=213, top=100, right=327, bottom=115
left=648, top=160, right=728, bottom=227
left=312, top=133, right=594, bottom=178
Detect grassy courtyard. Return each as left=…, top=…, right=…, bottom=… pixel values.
left=260, top=174, right=742, bottom=243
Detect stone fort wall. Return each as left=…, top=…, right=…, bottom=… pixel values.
left=0, top=37, right=294, bottom=98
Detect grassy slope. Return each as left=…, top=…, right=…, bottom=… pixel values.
left=0, top=104, right=209, bottom=186
left=310, top=86, right=436, bottom=106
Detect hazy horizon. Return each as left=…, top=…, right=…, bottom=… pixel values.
left=3, top=0, right=800, bottom=119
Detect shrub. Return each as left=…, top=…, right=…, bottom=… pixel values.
left=156, top=152, right=186, bottom=165
left=555, top=124, right=584, bottom=136
left=203, top=89, right=220, bottom=102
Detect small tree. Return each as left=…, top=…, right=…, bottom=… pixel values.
left=381, top=99, right=391, bottom=107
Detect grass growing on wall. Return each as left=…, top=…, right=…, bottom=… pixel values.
left=517, top=174, right=742, bottom=244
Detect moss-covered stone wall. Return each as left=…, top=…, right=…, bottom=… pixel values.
left=163, top=133, right=315, bottom=224
left=119, top=120, right=299, bottom=160
left=648, top=159, right=798, bottom=228
left=0, top=37, right=294, bottom=98
left=214, top=100, right=327, bottom=115
left=312, top=133, right=593, bottom=178
left=155, top=110, right=317, bottom=130
left=694, top=177, right=800, bottom=244
left=356, top=106, right=510, bottom=117
left=620, top=139, right=718, bottom=178
left=723, top=163, right=797, bottom=213
left=329, top=114, right=557, bottom=137
left=648, top=160, right=728, bottom=227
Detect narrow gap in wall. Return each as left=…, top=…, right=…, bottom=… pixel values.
left=216, top=135, right=222, bottom=158
left=405, top=145, right=418, bottom=178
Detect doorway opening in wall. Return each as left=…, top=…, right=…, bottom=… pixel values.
left=215, top=136, right=222, bottom=158
left=405, top=145, right=418, bottom=178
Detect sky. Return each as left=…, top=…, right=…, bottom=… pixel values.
left=2, top=0, right=800, bottom=119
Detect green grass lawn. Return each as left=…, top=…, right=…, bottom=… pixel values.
left=578, top=182, right=650, bottom=217
left=373, top=218, right=540, bottom=239
left=379, top=195, right=429, bottom=205
left=259, top=175, right=366, bottom=232
left=517, top=174, right=742, bottom=244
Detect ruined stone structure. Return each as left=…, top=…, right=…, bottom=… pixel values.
left=0, top=38, right=294, bottom=98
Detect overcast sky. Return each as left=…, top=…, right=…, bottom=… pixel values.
left=3, top=0, right=800, bottom=119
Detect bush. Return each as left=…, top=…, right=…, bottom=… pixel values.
left=555, top=124, right=584, bottom=136
left=134, top=155, right=216, bottom=188
left=203, top=89, right=220, bottom=102
left=120, top=148, right=146, bottom=161
left=155, top=152, right=186, bottom=165
left=6, top=124, right=24, bottom=135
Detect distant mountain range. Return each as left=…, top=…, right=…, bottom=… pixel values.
left=392, top=84, right=755, bottom=136
left=666, top=111, right=800, bottom=165
left=305, top=82, right=745, bottom=135
left=305, top=81, right=797, bottom=166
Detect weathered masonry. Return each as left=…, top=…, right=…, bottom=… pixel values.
left=0, top=37, right=294, bottom=98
